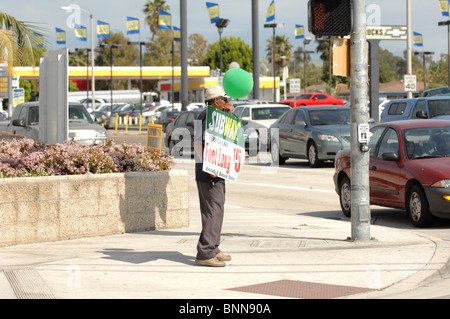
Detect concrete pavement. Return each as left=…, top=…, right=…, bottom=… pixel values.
left=0, top=193, right=449, bottom=300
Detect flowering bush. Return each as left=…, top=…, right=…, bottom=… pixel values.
left=0, top=139, right=175, bottom=178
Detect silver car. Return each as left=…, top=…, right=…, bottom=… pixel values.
left=5, top=102, right=107, bottom=146
left=269, top=105, right=351, bottom=167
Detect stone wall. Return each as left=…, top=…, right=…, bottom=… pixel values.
left=0, top=170, right=189, bottom=247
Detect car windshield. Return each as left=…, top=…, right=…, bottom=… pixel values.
left=403, top=126, right=450, bottom=159
left=251, top=107, right=289, bottom=120
left=428, top=99, right=450, bottom=118
left=69, top=106, right=94, bottom=123
left=308, top=109, right=350, bottom=126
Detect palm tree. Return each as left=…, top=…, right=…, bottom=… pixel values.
left=143, top=0, right=170, bottom=39
left=0, top=11, right=44, bottom=73
left=266, top=35, right=293, bottom=78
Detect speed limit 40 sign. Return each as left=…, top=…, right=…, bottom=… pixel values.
left=404, top=75, right=416, bottom=92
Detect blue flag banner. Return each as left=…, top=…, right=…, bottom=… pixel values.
left=159, top=9, right=172, bottom=30
left=266, top=0, right=275, bottom=22
left=295, top=25, right=304, bottom=39
left=75, top=24, right=87, bottom=41
left=439, top=0, right=449, bottom=17
left=206, top=2, right=220, bottom=24
left=56, top=28, right=66, bottom=45
left=173, top=26, right=181, bottom=42
left=413, top=32, right=423, bottom=47
left=97, top=20, right=110, bottom=38
left=127, top=17, right=140, bottom=34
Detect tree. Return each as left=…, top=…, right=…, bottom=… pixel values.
left=95, top=32, right=140, bottom=91
left=203, top=36, right=252, bottom=73
left=315, top=39, right=349, bottom=90
left=429, top=53, right=449, bottom=87
left=143, top=0, right=170, bottom=40
left=189, top=33, right=208, bottom=66
left=266, top=35, right=293, bottom=78
left=0, top=11, right=45, bottom=73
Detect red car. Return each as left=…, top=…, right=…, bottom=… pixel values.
left=278, top=93, right=345, bottom=108
left=333, top=119, right=450, bottom=228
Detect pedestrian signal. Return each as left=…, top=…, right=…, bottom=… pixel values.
left=308, top=0, right=353, bottom=37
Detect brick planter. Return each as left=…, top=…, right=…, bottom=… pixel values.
left=0, top=170, right=189, bottom=247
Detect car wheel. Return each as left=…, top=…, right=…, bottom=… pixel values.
left=307, top=141, right=323, bottom=168
left=407, top=184, right=434, bottom=228
left=339, top=175, right=351, bottom=217
left=270, top=140, right=286, bottom=165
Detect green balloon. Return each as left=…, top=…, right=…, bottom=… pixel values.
left=223, top=68, right=254, bottom=99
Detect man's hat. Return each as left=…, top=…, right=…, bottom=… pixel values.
left=205, top=85, right=226, bottom=101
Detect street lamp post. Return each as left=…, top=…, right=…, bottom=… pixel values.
left=74, top=48, right=91, bottom=102
left=128, top=41, right=151, bottom=115
left=215, top=18, right=230, bottom=76
left=414, top=51, right=434, bottom=90
left=100, top=44, right=123, bottom=109
left=61, top=5, right=96, bottom=111
left=264, top=23, right=284, bottom=103
left=438, top=20, right=450, bottom=87
left=303, top=37, right=313, bottom=93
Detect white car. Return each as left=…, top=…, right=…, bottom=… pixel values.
left=232, top=104, right=291, bottom=129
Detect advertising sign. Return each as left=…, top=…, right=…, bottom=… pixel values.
left=203, top=106, right=245, bottom=182
left=0, top=67, right=9, bottom=99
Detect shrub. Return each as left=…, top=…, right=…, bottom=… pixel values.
left=0, top=139, right=175, bottom=178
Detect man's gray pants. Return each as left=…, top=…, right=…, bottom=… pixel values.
left=196, top=181, right=225, bottom=260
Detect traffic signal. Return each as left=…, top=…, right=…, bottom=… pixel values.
left=308, top=0, right=353, bottom=37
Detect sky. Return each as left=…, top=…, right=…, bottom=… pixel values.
left=2, top=0, right=450, bottom=64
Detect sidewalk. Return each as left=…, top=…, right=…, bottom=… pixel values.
left=0, top=197, right=448, bottom=299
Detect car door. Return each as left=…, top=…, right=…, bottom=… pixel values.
left=313, top=94, right=328, bottom=105
left=277, top=109, right=299, bottom=155
left=369, top=127, right=405, bottom=208
left=290, top=108, right=308, bottom=156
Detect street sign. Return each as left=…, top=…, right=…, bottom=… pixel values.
left=404, top=74, right=417, bottom=92
left=366, top=26, right=408, bottom=40
left=344, top=26, right=408, bottom=41
left=289, top=79, right=301, bottom=93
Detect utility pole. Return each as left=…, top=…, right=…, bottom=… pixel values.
left=180, top=0, right=188, bottom=111
left=252, top=0, right=260, bottom=99
left=406, top=0, right=413, bottom=98
left=350, top=0, right=371, bottom=241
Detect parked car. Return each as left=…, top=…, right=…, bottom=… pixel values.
left=0, top=102, right=107, bottom=146
left=380, top=96, right=450, bottom=122
left=79, top=98, right=108, bottom=112
left=232, top=104, right=290, bottom=129
left=334, top=119, right=450, bottom=228
left=422, top=86, right=450, bottom=97
left=164, top=109, right=204, bottom=157
left=154, top=109, right=182, bottom=132
left=277, top=93, right=345, bottom=108
left=143, top=105, right=172, bottom=123
left=269, top=105, right=351, bottom=167
left=232, top=104, right=290, bottom=155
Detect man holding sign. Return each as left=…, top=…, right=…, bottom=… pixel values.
left=194, top=85, right=245, bottom=267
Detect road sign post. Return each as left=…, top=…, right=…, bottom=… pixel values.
left=350, top=0, right=371, bottom=241
left=404, top=74, right=417, bottom=92
left=289, top=79, right=301, bottom=94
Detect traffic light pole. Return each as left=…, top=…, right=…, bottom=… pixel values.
left=350, top=0, right=371, bottom=241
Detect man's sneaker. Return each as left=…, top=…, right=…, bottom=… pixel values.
left=195, top=257, right=226, bottom=267
left=216, top=252, right=231, bottom=261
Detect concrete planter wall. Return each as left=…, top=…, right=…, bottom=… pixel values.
left=0, top=170, right=189, bottom=247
